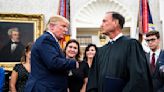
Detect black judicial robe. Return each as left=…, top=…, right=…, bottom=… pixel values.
left=87, top=36, right=153, bottom=92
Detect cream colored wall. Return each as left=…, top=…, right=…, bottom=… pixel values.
left=0, top=0, right=59, bottom=27
left=159, top=0, right=164, bottom=48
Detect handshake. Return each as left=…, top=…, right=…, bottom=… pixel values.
left=68, top=61, right=80, bottom=76
left=76, top=61, right=80, bottom=68
left=68, top=57, right=80, bottom=69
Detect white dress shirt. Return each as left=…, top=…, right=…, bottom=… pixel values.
left=109, top=33, right=123, bottom=42
left=150, top=49, right=161, bottom=64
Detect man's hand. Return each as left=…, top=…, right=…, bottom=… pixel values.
left=76, top=62, right=79, bottom=68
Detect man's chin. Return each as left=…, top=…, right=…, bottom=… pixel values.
left=58, top=37, right=64, bottom=40
left=68, top=56, right=75, bottom=59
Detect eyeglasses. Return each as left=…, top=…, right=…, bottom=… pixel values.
left=146, top=38, right=157, bottom=43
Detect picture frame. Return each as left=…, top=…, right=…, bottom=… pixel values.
left=0, top=13, right=44, bottom=71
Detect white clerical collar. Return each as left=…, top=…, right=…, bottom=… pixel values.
left=47, top=30, right=59, bottom=42
left=109, top=33, right=123, bottom=42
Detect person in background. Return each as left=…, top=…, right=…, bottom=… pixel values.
left=25, top=15, right=79, bottom=92
left=83, top=44, right=97, bottom=68
left=10, top=42, right=32, bottom=92
left=87, top=11, right=153, bottom=92
left=0, top=67, right=5, bottom=92
left=63, top=39, right=89, bottom=92
left=0, top=27, right=25, bottom=62
left=145, top=31, right=164, bottom=92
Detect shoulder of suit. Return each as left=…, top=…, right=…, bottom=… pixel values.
left=158, top=50, right=164, bottom=61
left=160, top=50, right=164, bottom=55
left=161, top=50, right=164, bottom=53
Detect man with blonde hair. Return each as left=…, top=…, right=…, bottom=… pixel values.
left=25, top=15, right=79, bottom=92
left=0, top=27, right=24, bottom=62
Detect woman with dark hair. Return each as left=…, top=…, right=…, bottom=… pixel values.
left=63, top=39, right=81, bottom=61
left=10, top=42, right=32, bottom=92
left=64, top=39, right=89, bottom=92
left=83, top=44, right=97, bottom=68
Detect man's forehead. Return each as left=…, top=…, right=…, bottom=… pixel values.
left=102, top=14, right=111, bottom=21
left=146, top=35, right=157, bottom=39
left=12, top=31, right=19, bottom=34
left=58, top=21, right=69, bottom=26
left=105, top=13, right=112, bottom=18
left=149, top=35, right=157, bottom=37
left=56, top=21, right=68, bottom=24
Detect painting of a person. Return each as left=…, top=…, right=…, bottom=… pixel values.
left=0, top=27, right=25, bottom=62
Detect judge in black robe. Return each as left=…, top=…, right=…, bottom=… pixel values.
left=87, top=11, right=153, bottom=92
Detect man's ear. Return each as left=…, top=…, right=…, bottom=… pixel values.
left=157, top=38, right=160, bottom=43
left=115, top=20, right=119, bottom=26
left=49, top=24, right=55, bottom=30
left=113, top=19, right=119, bottom=28
left=116, top=19, right=121, bottom=28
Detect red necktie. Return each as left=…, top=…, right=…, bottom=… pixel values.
left=151, top=53, right=155, bottom=72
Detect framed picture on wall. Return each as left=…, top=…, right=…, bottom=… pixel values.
left=0, top=13, right=44, bottom=70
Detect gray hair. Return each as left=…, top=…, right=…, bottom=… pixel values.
left=46, top=15, right=69, bottom=30
left=8, top=27, right=19, bottom=36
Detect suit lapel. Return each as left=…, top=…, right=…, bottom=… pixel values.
left=155, top=50, right=164, bottom=66
left=146, top=52, right=158, bottom=75
left=146, top=53, right=150, bottom=64
left=44, top=32, right=64, bottom=55
left=45, top=32, right=61, bottom=49
left=152, top=50, right=164, bottom=76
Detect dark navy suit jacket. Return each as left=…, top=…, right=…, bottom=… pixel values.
left=146, top=50, right=164, bottom=92
left=25, top=32, right=76, bottom=92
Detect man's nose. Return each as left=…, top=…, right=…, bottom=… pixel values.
left=64, top=28, right=69, bottom=32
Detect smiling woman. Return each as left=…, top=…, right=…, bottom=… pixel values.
left=63, top=39, right=89, bottom=92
